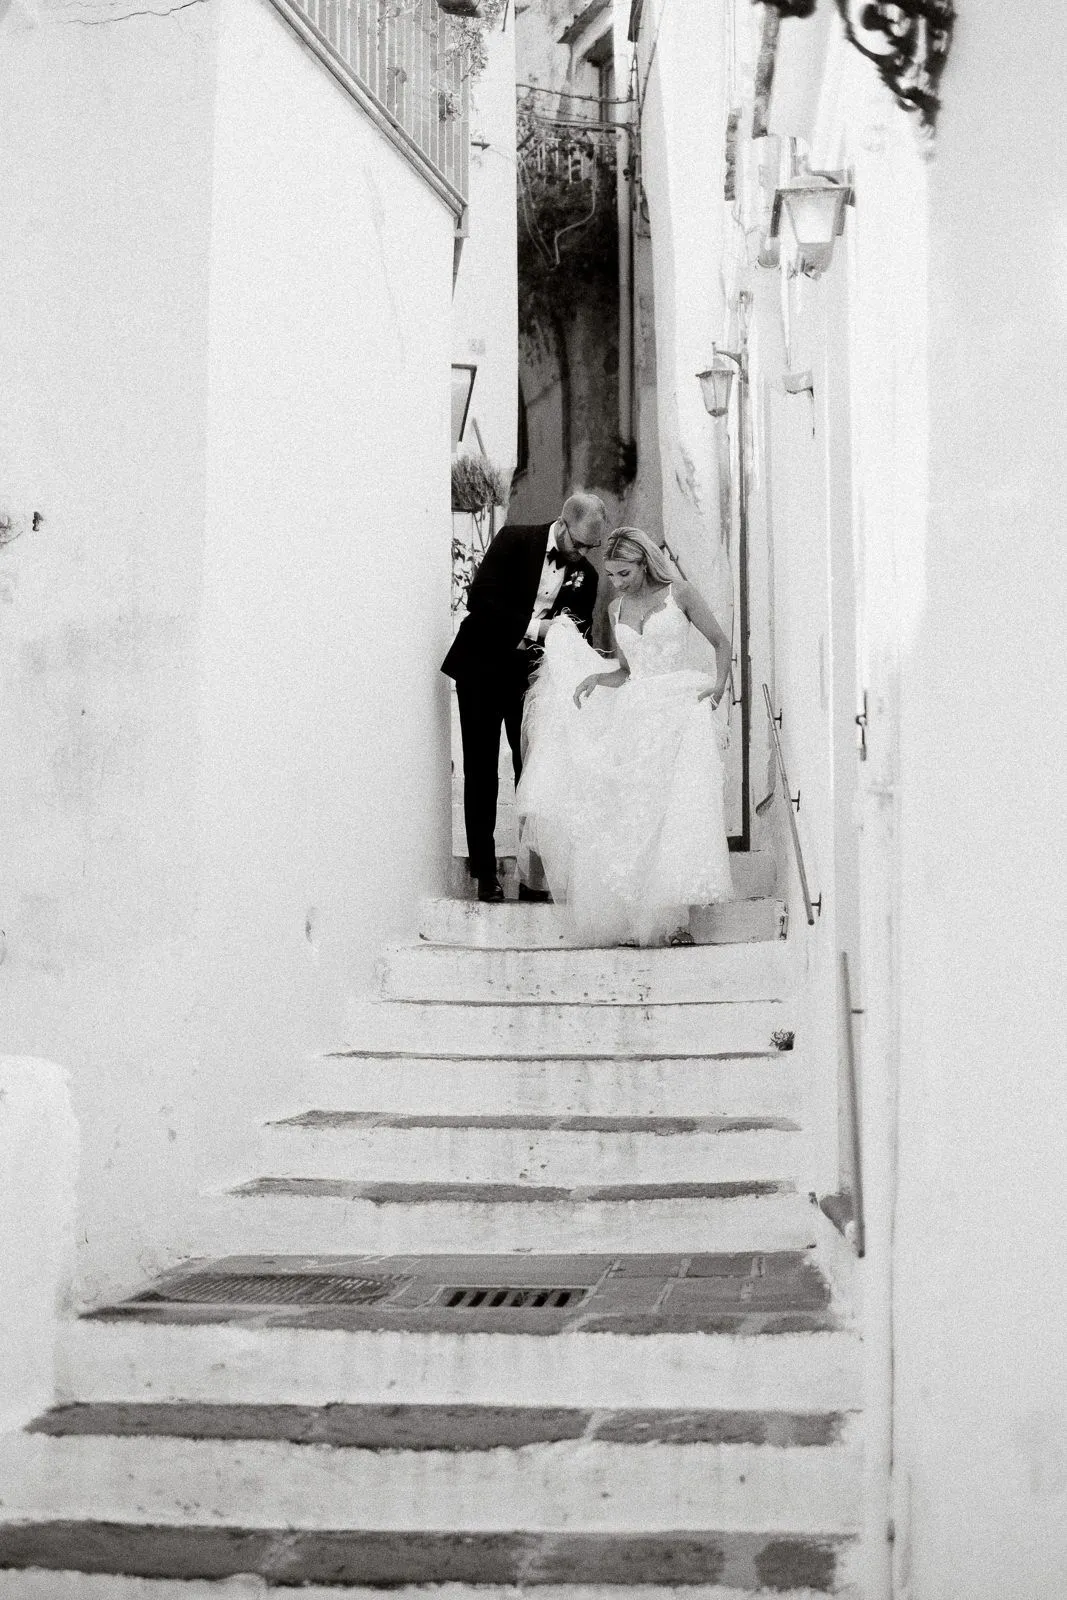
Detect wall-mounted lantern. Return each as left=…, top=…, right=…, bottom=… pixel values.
left=696, top=347, right=744, bottom=418
left=769, top=171, right=853, bottom=279
left=782, top=369, right=814, bottom=396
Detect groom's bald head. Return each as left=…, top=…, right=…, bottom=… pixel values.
left=561, top=492, right=608, bottom=551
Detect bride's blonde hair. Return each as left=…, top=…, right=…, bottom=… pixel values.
left=605, top=527, right=676, bottom=587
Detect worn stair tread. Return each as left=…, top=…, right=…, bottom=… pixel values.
left=289, top=1055, right=800, bottom=1121
left=231, top=1177, right=797, bottom=1203
left=259, top=1114, right=806, bottom=1187
left=0, top=1526, right=852, bottom=1589
left=374, top=943, right=789, bottom=1005
left=420, top=897, right=786, bottom=949
left=191, top=1186, right=819, bottom=1258
left=0, top=1426, right=865, bottom=1530
left=342, top=999, right=792, bottom=1061
left=59, top=1314, right=862, bottom=1410
left=30, top=1401, right=848, bottom=1449
left=272, top=1111, right=802, bottom=1135
left=447, top=849, right=777, bottom=905
left=0, top=1579, right=864, bottom=1600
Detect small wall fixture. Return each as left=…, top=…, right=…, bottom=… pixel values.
left=770, top=171, right=853, bottom=279
left=696, top=347, right=743, bottom=418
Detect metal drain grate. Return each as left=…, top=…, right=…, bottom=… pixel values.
left=135, top=1273, right=408, bottom=1308
left=440, top=1286, right=591, bottom=1311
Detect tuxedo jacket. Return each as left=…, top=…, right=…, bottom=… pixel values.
left=441, top=521, right=599, bottom=683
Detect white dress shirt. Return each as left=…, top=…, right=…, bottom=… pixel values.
left=525, top=521, right=568, bottom=642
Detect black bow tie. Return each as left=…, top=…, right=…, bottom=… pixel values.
left=546, top=547, right=566, bottom=570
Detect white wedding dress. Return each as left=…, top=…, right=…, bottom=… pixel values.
left=516, top=586, right=733, bottom=946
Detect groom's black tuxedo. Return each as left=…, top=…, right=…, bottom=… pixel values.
left=442, top=521, right=599, bottom=882
left=442, top=521, right=598, bottom=683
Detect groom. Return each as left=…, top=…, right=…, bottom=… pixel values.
left=442, top=492, right=607, bottom=902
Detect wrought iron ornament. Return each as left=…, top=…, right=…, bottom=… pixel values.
left=834, top=1, right=956, bottom=130
left=754, top=0, right=955, bottom=131
left=756, top=0, right=817, bottom=15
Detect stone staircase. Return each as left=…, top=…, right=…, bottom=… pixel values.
left=0, top=854, right=863, bottom=1595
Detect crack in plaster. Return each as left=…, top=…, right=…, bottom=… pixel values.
left=57, top=0, right=204, bottom=23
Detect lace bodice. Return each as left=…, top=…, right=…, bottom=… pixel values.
left=614, top=587, right=689, bottom=678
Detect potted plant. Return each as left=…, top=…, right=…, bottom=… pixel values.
left=451, top=452, right=509, bottom=615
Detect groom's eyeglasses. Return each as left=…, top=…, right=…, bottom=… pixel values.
left=560, top=518, right=600, bottom=552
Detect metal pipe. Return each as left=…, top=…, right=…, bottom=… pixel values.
left=615, top=55, right=634, bottom=453
left=736, top=355, right=751, bottom=850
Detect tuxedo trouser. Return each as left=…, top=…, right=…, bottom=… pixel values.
left=455, top=660, right=531, bottom=882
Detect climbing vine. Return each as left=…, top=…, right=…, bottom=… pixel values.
left=516, top=106, right=618, bottom=330
left=379, top=0, right=508, bottom=84
left=516, top=103, right=630, bottom=490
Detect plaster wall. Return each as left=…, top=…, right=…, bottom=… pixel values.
left=0, top=0, right=455, bottom=1299
left=890, top=7, right=1067, bottom=1591
left=747, top=14, right=885, bottom=1208
left=0, top=1059, right=78, bottom=1432
left=762, top=32, right=929, bottom=1590
left=513, top=0, right=572, bottom=92
left=198, top=0, right=454, bottom=1194
left=636, top=0, right=728, bottom=614
left=452, top=11, right=519, bottom=472
left=768, top=6, right=1067, bottom=1590
left=0, top=0, right=216, bottom=1303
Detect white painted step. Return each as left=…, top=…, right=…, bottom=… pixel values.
left=273, top=1055, right=803, bottom=1121
left=191, top=1186, right=816, bottom=1257
left=259, top=1117, right=807, bottom=1187
left=343, top=999, right=792, bottom=1059
left=0, top=1433, right=862, bottom=1535
left=374, top=942, right=790, bottom=1005
left=448, top=851, right=778, bottom=904
left=58, top=1317, right=862, bottom=1410
left=0, top=1580, right=863, bottom=1600
left=419, top=897, right=786, bottom=949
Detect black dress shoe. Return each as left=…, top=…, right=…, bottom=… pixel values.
left=477, top=876, right=505, bottom=903
left=517, top=882, right=552, bottom=903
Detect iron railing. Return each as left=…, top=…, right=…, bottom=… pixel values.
left=762, top=683, right=821, bottom=925
left=270, top=0, right=469, bottom=215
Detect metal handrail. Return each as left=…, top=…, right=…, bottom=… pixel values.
left=761, top=682, right=820, bottom=925
left=838, top=951, right=866, bottom=1257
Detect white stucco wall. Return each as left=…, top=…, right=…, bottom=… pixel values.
left=763, top=6, right=1067, bottom=1592
left=890, top=6, right=1067, bottom=1592
left=0, top=1059, right=78, bottom=1430
left=636, top=0, right=728, bottom=613
left=0, top=0, right=217, bottom=1303
left=197, top=0, right=454, bottom=1193
left=0, top=0, right=455, bottom=1299
left=452, top=10, right=518, bottom=473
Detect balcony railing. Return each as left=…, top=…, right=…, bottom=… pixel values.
left=270, top=0, right=470, bottom=215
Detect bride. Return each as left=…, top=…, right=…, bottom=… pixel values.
left=516, top=527, right=734, bottom=947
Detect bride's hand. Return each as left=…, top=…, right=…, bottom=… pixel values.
left=574, top=675, right=602, bottom=708
left=697, top=686, right=724, bottom=707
